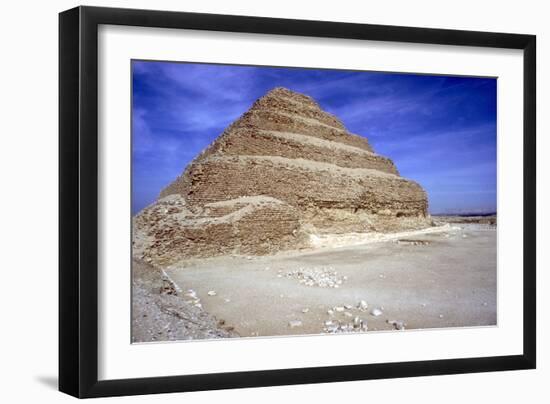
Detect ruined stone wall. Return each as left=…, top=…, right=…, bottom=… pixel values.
left=134, top=195, right=305, bottom=264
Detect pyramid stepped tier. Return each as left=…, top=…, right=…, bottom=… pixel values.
left=161, top=155, right=424, bottom=215
left=234, top=101, right=375, bottom=153
left=134, top=87, right=431, bottom=262
left=188, top=128, right=398, bottom=173
left=159, top=155, right=427, bottom=235
left=133, top=195, right=305, bottom=265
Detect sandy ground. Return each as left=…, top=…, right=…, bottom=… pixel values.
left=164, top=223, right=496, bottom=338
left=132, top=260, right=237, bottom=342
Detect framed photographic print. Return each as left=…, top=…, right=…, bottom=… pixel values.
left=59, top=6, right=536, bottom=398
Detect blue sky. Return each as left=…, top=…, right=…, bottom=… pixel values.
left=132, top=60, right=497, bottom=215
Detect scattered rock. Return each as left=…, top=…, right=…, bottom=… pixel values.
left=288, top=320, right=302, bottom=328
left=371, top=308, right=383, bottom=316
left=279, top=267, right=346, bottom=288
left=184, top=290, right=197, bottom=299
left=357, top=300, right=369, bottom=311
left=387, top=320, right=405, bottom=330
left=397, top=239, right=430, bottom=246
left=323, top=318, right=368, bottom=333
left=160, top=278, right=178, bottom=295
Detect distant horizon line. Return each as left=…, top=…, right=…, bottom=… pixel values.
left=430, top=211, right=496, bottom=217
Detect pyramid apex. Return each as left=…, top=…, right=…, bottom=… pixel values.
left=264, top=86, right=299, bottom=96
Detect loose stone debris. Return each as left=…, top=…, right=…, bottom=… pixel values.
left=278, top=267, right=346, bottom=288
left=288, top=320, right=303, bottom=328
left=184, top=289, right=197, bottom=298
left=357, top=300, right=369, bottom=311
left=387, top=320, right=406, bottom=330
left=160, top=279, right=178, bottom=295
left=371, top=308, right=383, bottom=316
left=397, top=239, right=430, bottom=246
left=323, top=317, right=368, bottom=333
left=182, top=289, right=203, bottom=307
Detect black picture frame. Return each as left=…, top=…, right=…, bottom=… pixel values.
left=59, top=5, right=536, bottom=398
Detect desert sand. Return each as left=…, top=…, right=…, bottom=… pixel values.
left=156, top=222, right=496, bottom=338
